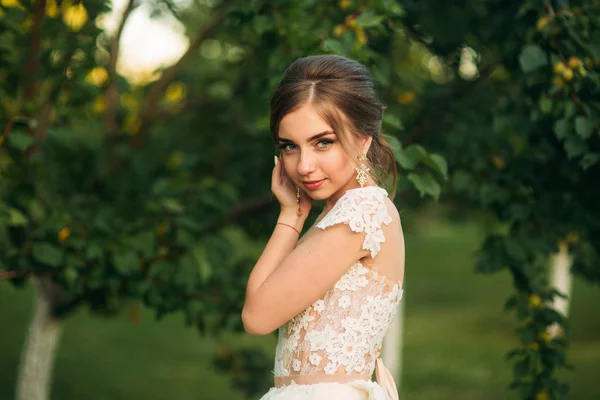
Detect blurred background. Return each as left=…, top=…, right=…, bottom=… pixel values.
left=1, top=0, right=599, bottom=399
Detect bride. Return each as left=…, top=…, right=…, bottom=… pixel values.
left=242, top=54, right=405, bottom=400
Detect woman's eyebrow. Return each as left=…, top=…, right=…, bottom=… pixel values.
left=278, top=131, right=336, bottom=143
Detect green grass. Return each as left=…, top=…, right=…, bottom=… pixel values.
left=1, top=222, right=599, bottom=399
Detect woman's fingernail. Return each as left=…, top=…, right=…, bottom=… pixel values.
left=274, top=155, right=278, bottom=165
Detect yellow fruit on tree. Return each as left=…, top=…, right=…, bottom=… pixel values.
left=63, top=2, right=88, bottom=31
left=551, top=76, right=564, bottom=88
left=85, top=67, right=109, bottom=87
left=491, top=155, right=505, bottom=170
left=165, top=82, right=186, bottom=102
left=567, top=56, right=581, bottom=69
left=552, top=61, right=566, bottom=75
left=535, top=390, right=548, bottom=400
left=338, top=0, right=351, bottom=10
left=345, top=15, right=357, bottom=28
left=536, top=16, right=551, bottom=31
left=355, top=28, right=367, bottom=46
left=528, top=294, right=542, bottom=308
left=538, top=332, right=552, bottom=343
left=1, top=0, right=24, bottom=8
left=45, top=0, right=59, bottom=18
left=565, top=232, right=580, bottom=244
left=333, top=24, right=345, bottom=38
left=562, top=67, right=574, bottom=81
left=396, top=91, right=416, bottom=105
left=58, top=227, right=70, bottom=243
left=92, top=96, right=105, bottom=114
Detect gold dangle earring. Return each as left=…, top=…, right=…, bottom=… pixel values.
left=296, top=186, right=303, bottom=216
left=355, top=151, right=370, bottom=187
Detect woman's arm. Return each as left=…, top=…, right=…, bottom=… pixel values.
left=243, top=210, right=305, bottom=307
left=242, top=219, right=369, bottom=335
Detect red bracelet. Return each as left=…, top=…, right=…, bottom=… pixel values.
left=277, top=222, right=300, bottom=235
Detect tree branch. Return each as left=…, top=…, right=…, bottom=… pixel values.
left=105, top=0, right=139, bottom=132
left=138, top=3, right=233, bottom=135
left=23, top=0, right=46, bottom=101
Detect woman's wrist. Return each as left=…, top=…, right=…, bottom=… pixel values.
left=277, top=209, right=306, bottom=232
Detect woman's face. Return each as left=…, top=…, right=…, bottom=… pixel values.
left=277, top=103, right=367, bottom=201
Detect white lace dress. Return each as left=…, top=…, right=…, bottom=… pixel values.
left=259, top=186, right=404, bottom=400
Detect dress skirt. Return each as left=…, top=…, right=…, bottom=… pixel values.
left=259, top=379, right=391, bottom=400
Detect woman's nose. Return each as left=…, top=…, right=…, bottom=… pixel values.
left=297, top=152, right=316, bottom=176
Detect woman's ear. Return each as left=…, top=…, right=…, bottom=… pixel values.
left=360, top=136, right=373, bottom=154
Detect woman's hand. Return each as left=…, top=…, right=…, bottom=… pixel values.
left=271, top=156, right=312, bottom=221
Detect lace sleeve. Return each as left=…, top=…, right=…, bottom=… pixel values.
left=316, top=187, right=392, bottom=258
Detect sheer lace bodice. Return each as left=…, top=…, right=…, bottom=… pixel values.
left=272, top=186, right=404, bottom=381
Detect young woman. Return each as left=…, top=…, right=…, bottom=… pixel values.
left=242, top=55, right=405, bottom=400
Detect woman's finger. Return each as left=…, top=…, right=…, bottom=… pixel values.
left=272, top=156, right=281, bottom=190
left=280, top=156, right=285, bottom=185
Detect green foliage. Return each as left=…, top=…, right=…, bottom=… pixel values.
left=1, top=0, right=598, bottom=398
left=0, top=0, right=445, bottom=397
left=400, top=0, right=600, bottom=399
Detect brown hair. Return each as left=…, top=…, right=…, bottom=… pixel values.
left=269, top=55, right=397, bottom=198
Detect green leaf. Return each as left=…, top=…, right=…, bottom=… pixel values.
left=505, top=238, right=527, bottom=262
left=564, top=137, right=587, bottom=159
left=63, top=266, right=78, bottom=286
left=407, top=171, right=441, bottom=200
left=383, top=114, right=404, bottom=132
left=252, top=15, right=274, bottom=36
left=565, top=101, right=577, bottom=118
left=8, top=208, right=27, bottom=226
left=480, top=184, right=507, bottom=205
left=131, top=231, right=156, bottom=258
left=161, top=198, right=184, bottom=214
left=355, top=10, right=385, bottom=28
left=32, top=243, right=63, bottom=267
left=401, top=144, right=428, bottom=169
left=7, top=130, right=35, bottom=151
left=112, top=250, right=139, bottom=275
left=554, top=118, right=570, bottom=140
left=323, top=38, right=344, bottom=55
left=580, top=152, right=600, bottom=170
left=574, top=116, right=594, bottom=139
left=539, top=96, right=552, bottom=114
left=422, top=153, right=448, bottom=180
left=86, top=243, right=103, bottom=259
left=518, top=45, right=547, bottom=72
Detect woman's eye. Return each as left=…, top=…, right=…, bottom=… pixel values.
left=317, top=139, right=333, bottom=148
left=280, top=143, right=296, bottom=151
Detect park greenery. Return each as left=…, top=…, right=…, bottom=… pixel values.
left=0, top=0, right=598, bottom=399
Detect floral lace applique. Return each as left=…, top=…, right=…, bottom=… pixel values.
left=272, top=186, right=403, bottom=379
left=316, top=186, right=392, bottom=258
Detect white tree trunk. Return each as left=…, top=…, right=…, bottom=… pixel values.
left=548, top=242, right=573, bottom=338
left=16, top=278, right=64, bottom=400
left=382, top=293, right=404, bottom=390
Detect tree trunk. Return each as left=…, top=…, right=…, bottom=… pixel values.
left=16, top=278, right=64, bottom=400
left=548, top=241, right=573, bottom=338
left=383, top=294, right=404, bottom=389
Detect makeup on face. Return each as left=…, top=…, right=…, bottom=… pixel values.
left=277, top=105, right=358, bottom=199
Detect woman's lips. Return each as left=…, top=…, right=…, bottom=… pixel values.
left=302, top=179, right=325, bottom=190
